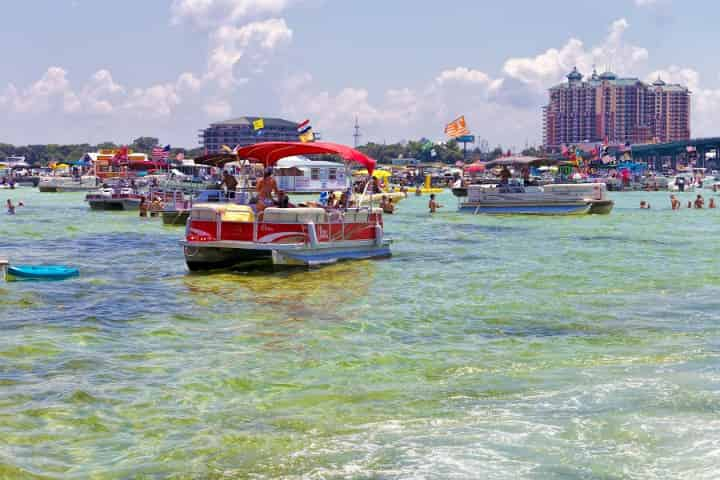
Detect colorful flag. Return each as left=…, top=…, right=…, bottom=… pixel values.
left=253, top=118, right=265, bottom=131
left=151, top=145, right=171, bottom=163
left=297, top=119, right=311, bottom=134
left=297, top=119, right=315, bottom=143
left=444, top=116, right=470, bottom=138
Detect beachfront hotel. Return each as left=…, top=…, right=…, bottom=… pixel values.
left=543, top=68, right=691, bottom=148
left=199, top=116, right=300, bottom=153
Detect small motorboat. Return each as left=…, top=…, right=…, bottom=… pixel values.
left=7, top=265, right=79, bottom=281
left=85, top=187, right=143, bottom=210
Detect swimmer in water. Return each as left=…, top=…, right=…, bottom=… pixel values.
left=6, top=199, right=15, bottom=215
left=428, top=193, right=442, bottom=213
left=670, top=195, right=681, bottom=210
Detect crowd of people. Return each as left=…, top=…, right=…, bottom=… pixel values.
left=646, top=194, right=718, bottom=210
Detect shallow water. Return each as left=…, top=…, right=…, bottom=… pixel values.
left=1, top=188, right=720, bottom=478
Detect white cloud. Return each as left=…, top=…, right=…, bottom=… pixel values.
left=503, top=18, right=648, bottom=89
left=207, top=18, right=292, bottom=88
left=171, top=0, right=292, bottom=28
left=204, top=98, right=232, bottom=119
left=635, top=0, right=658, bottom=6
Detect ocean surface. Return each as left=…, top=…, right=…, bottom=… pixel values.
left=1, top=188, right=720, bottom=479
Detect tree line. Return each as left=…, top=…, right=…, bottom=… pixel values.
left=0, top=137, right=205, bottom=166
left=0, top=136, right=543, bottom=166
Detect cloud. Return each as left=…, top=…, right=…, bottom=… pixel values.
left=635, top=0, right=658, bottom=6
left=207, top=18, right=292, bottom=89
left=503, top=18, right=648, bottom=88
left=171, top=0, right=292, bottom=28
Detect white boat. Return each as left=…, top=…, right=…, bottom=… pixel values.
left=668, top=174, right=695, bottom=192
left=453, top=181, right=613, bottom=215
left=38, top=175, right=100, bottom=192
left=85, top=187, right=143, bottom=210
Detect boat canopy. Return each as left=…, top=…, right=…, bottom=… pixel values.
left=485, top=156, right=557, bottom=167
left=235, top=142, right=377, bottom=175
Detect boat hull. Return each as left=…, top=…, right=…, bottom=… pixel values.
left=459, top=202, right=591, bottom=215
left=184, top=245, right=272, bottom=271
left=40, top=185, right=98, bottom=193
left=184, top=240, right=391, bottom=270
left=88, top=199, right=141, bottom=211
left=162, top=210, right=190, bottom=226
left=588, top=199, right=614, bottom=215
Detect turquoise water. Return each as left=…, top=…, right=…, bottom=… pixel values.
left=1, top=189, right=720, bottom=478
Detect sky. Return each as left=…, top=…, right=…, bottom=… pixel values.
left=1, top=0, right=719, bottom=149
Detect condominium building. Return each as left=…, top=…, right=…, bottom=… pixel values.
left=199, top=117, right=300, bottom=153
left=543, top=68, right=690, bottom=148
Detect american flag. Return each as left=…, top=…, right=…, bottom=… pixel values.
left=444, top=116, right=470, bottom=138
left=151, top=144, right=171, bottom=162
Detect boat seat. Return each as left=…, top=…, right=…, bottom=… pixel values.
left=344, top=207, right=383, bottom=223
left=262, top=207, right=327, bottom=224
left=191, top=203, right=255, bottom=222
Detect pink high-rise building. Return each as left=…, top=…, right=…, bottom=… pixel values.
left=543, top=67, right=690, bottom=148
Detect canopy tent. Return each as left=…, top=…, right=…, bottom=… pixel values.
left=52, top=163, right=70, bottom=170
left=9, top=161, right=30, bottom=168
left=235, top=142, right=376, bottom=175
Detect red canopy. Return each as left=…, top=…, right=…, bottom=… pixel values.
left=235, top=141, right=376, bottom=175
left=466, top=162, right=485, bottom=173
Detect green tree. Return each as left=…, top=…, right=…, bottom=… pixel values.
left=131, top=136, right=159, bottom=153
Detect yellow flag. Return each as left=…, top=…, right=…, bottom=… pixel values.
left=221, top=144, right=232, bottom=153
left=299, top=130, right=315, bottom=143
left=252, top=118, right=265, bottom=131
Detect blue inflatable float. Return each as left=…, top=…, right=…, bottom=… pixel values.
left=7, top=265, right=79, bottom=281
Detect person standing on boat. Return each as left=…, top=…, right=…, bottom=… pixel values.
left=221, top=171, right=238, bottom=199
left=500, top=166, right=511, bottom=184
left=521, top=165, right=530, bottom=186
left=256, top=168, right=279, bottom=212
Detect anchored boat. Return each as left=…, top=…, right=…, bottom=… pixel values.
left=453, top=181, right=613, bottom=215
left=38, top=175, right=100, bottom=192
left=182, top=141, right=392, bottom=271
left=85, top=187, right=143, bottom=210
left=453, top=155, right=613, bottom=215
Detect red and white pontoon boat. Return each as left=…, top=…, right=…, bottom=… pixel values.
left=181, top=142, right=391, bottom=270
